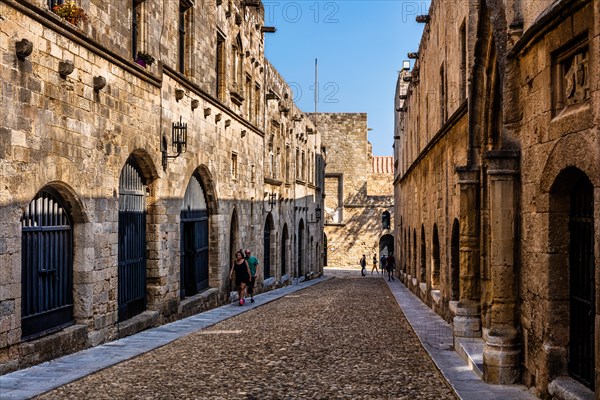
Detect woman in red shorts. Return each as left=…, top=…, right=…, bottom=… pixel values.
left=229, top=250, right=251, bottom=305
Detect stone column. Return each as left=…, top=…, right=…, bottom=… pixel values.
left=453, top=166, right=481, bottom=339
left=482, top=151, right=521, bottom=384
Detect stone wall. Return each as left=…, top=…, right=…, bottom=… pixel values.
left=0, top=0, right=324, bottom=373
left=316, top=113, right=394, bottom=268
left=394, top=0, right=599, bottom=396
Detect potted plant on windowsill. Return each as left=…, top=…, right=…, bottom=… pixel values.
left=52, top=1, right=89, bottom=25
left=135, top=52, right=155, bottom=68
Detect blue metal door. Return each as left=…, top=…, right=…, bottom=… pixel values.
left=21, top=189, right=73, bottom=338
left=180, top=174, right=209, bottom=298
left=569, top=178, right=595, bottom=390
left=118, top=159, right=146, bottom=321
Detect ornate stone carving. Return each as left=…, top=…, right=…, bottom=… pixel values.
left=553, top=42, right=589, bottom=114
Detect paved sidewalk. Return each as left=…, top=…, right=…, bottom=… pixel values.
left=0, top=276, right=331, bottom=400
left=384, top=277, right=537, bottom=400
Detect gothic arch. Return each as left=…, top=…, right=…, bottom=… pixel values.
left=193, top=164, right=219, bottom=214
left=539, top=134, right=599, bottom=194
left=129, top=148, right=159, bottom=185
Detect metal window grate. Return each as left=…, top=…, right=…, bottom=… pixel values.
left=21, top=189, right=73, bottom=339
left=118, top=159, right=147, bottom=321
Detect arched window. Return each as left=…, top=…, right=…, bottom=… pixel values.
left=21, top=188, right=73, bottom=338
left=118, top=157, right=147, bottom=321
left=382, top=211, right=391, bottom=230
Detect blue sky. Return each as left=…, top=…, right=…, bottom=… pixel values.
left=264, top=0, right=430, bottom=156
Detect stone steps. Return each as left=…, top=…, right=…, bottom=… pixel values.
left=455, top=337, right=485, bottom=379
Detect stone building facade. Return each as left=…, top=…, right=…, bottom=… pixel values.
left=394, top=0, right=598, bottom=398
left=0, top=0, right=324, bottom=373
left=316, top=113, right=394, bottom=268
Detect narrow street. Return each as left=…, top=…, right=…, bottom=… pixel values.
left=34, top=274, right=456, bottom=399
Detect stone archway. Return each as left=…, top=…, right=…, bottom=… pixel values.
left=548, top=167, right=596, bottom=390
left=379, top=234, right=394, bottom=257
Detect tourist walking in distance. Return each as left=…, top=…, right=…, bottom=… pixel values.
left=380, top=254, right=388, bottom=276
left=245, top=249, right=259, bottom=303
left=229, top=250, right=251, bottom=305
left=386, top=254, right=396, bottom=281
left=360, top=254, right=367, bottom=276
left=371, top=254, right=379, bottom=274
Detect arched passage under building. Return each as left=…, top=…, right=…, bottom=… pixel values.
left=379, top=234, right=394, bottom=257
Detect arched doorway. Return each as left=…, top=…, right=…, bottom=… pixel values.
left=180, top=172, right=209, bottom=298
left=118, top=157, right=147, bottom=322
left=264, top=213, right=274, bottom=279
left=229, top=208, right=239, bottom=285
left=379, top=234, right=394, bottom=257
left=21, top=188, right=74, bottom=338
left=432, top=224, right=440, bottom=288
left=297, top=219, right=305, bottom=277
left=450, top=219, right=460, bottom=301
left=420, top=226, right=426, bottom=283
left=281, top=224, right=288, bottom=276
left=567, top=175, right=595, bottom=389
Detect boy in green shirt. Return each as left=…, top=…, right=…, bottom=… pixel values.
left=245, top=249, right=259, bottom=303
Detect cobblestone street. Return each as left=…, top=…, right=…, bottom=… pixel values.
left=35, top=274, right=456, bottom=399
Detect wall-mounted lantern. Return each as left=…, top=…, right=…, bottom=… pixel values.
left=307, top=205, right=322, bottom=224
left=263, top=192, right=277, bottom=213
left=161, top=116, right=188, bottom=169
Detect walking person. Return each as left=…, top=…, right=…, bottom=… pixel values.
left=245, top=249, right=259, bottom=303
left=386, top=254, right=396, bottom=281
left=371, top=254, right=379, bottom=274
left=360, top=254, right=367, bottom=276
left=229, top=250, right=251, bottom=305
left=380, top=254, right=388, bottom=277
